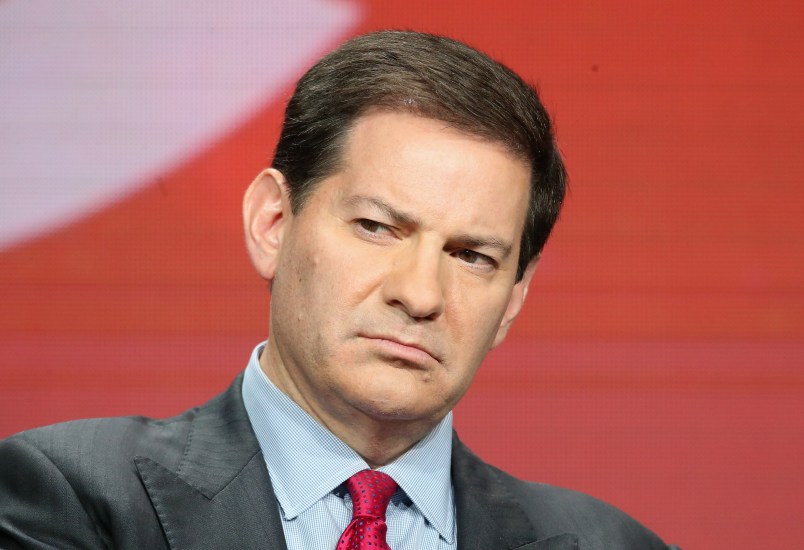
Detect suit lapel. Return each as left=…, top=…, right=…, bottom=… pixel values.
left=452, top=433, right=579, bottom=550
left=135, top=376, right=288, bottom=550
left=133, top=380, right=579, bottom=550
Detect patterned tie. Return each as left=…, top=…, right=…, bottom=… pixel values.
left=336, top=469, right=398, bottom=550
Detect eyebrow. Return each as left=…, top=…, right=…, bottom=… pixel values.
left=343, top=194, right=514, bottom=260
left=343, top=195, right=422, bottom=227
left=452, top=233, right=514, bottom=260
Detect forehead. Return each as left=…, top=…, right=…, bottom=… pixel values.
left=330, top=111, right=531, bottom=243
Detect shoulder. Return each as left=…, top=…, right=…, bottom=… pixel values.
left=0, top=412, right=196, bottom=503
left=0, top=410, right=198, bottom=548
left=452, top=437, right=675, bottom=550
left=2, top=408, right=196, bottom=478
left=508, top=474, right=670, bottom=549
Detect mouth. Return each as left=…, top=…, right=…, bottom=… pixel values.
left=359, top=334, right=441, bottom=366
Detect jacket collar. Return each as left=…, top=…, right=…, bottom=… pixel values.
left=135, top=374, right=288, bottom=549
left=134, top=374, right=577, bottom=550
left=452, top=433, right=579, bottom=550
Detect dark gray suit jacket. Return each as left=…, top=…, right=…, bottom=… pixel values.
left=0, top=376, right=676, bottom=549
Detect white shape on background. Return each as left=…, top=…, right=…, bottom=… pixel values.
left=0, top=0, right=360, bottom=250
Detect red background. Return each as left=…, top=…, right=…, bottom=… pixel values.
left=2, top=1, right=803, bottom=547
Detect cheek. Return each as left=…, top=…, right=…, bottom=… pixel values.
left=446, top=293, right=510, bottom=361
left=272, top=236, right=329, bottom=341
left=285, top=234, right=374, bottom=333
left=448, top=283, right=508, bottom=333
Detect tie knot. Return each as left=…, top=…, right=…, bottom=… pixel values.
left=345, top=469, right=398, bottom=519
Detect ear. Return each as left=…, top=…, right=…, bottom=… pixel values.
left=243, top=168, right=291, bottom=282
left=491, top=256, right=539, bottom=348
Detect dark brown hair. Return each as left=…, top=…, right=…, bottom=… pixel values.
left=272, top=30, right=566, bottom=280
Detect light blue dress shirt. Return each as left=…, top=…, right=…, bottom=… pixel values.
left=242, top=343, right=457, bottom=550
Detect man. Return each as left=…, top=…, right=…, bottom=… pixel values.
left=0, top=31, right=677, bottom=549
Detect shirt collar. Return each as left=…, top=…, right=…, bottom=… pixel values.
left=242, top=342, right=455, bottom=543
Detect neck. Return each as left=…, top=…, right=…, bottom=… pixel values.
left=259, top=342, right=439, bottom=467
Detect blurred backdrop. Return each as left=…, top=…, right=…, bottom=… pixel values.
left=1, top=1, right=802, bottom=547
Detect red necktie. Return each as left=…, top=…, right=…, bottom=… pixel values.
left=336, top=469, right=398, bottom=550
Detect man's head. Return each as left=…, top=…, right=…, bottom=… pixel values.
left=271, top=30, right=565, bottom=281
left=243, top=30, right=566, bottom=464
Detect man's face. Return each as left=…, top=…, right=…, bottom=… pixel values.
left=254, top=110, right=534, bottom=432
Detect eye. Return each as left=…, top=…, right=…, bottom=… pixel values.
left=454, top=249, right=496, bottom=268
left=355, top=219, right=393, bottom=237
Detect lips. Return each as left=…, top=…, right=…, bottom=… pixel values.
left=359, top=334, right=442, bottom=366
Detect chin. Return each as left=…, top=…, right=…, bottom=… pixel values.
left=357, top=391, right=418, bottom=418
left=349, top=385, right=430, bottom=423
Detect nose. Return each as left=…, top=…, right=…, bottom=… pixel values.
left=382, top=241, right=445, bottom=321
